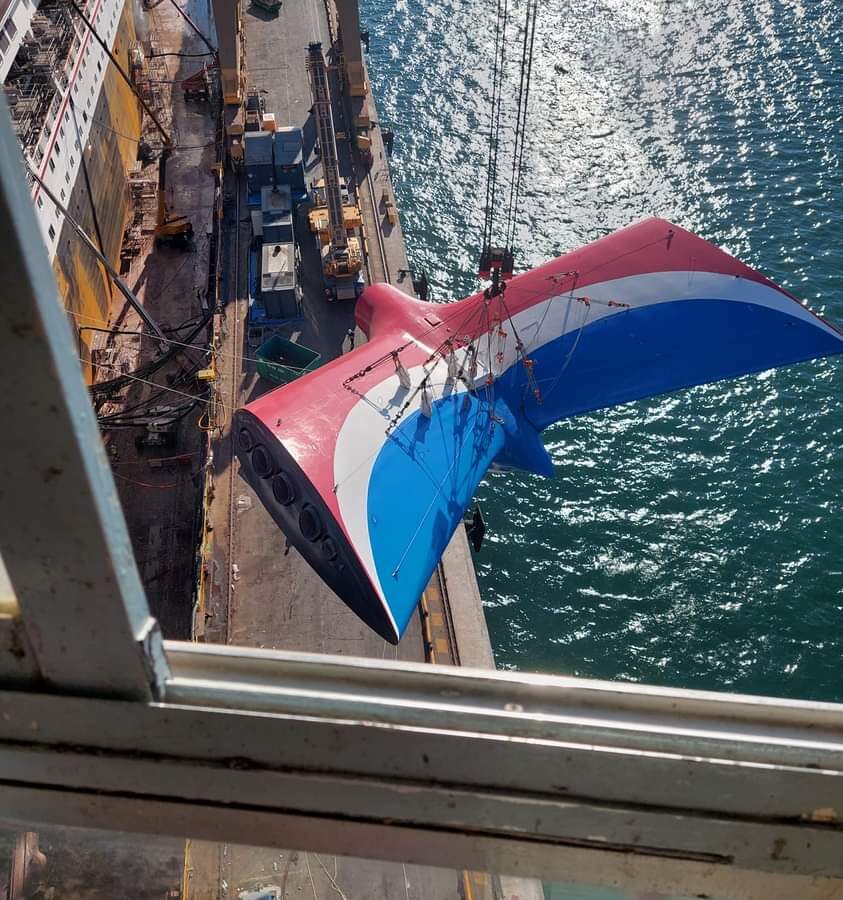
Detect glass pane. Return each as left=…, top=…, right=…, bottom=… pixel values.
left=211, top=0, right=842, bottom=701
left=0, top=825, right=184, bottom=899
left=189, top=839, right=472, bottom=900
left=544, top=887, right=725, bottom=900
left=362, top=0, right=843, bottom=701
left=1, top=821, right=827, bottom=900
left=8, top=0, right=838, bottom=710
left=0, top=824, right=513, bottom=900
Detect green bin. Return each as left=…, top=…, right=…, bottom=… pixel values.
left=255, top=335, right=321, bottom=385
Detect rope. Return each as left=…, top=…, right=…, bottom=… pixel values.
left=113, top=471, right=183, bottom=488
left=82, top=355, right=227, bottom=413
left=536, top=300, right=593, bottom=404
left=390, top=452, right=461, bottom=579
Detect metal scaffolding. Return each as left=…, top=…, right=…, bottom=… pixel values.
left=129, top=32, right=171, bottom=146
left=3, top=0, right=78, bottom=162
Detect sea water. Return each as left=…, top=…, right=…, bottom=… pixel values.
left=362, top=0, right=843, bottom=701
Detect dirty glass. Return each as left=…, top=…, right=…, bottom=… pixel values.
left=1, top=822, right=747, bottom=900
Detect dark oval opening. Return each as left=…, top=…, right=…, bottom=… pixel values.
left=321, top=537, right=338, bottom=560
left=252, top=444, right=274, bottom=478
left=238, top=427, right=255, bottom=452
left=299, top=505, right=323, bottom=542
left=272, top=471, right=296, bottom=506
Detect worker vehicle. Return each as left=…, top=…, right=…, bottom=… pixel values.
left=181, top=63, right=214, bottom=101
left=132, top=406, right=181, bottom=450
left=244, top=87, right=266, bottom=131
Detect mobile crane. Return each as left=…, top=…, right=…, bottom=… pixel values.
left=305, top=42, right=363, bottom=301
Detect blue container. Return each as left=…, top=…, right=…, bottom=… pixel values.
left=246, top=165, right=274, bottom=204
left=244, top=131, right=274, bottom=166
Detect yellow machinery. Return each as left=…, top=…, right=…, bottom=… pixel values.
left=154, top=147, right=194, bottom=248
left=308, top=177, right=362, bottom=246
left=69, top=0, right=193, bottom=248
left=305, top=42, right=364, bottom=300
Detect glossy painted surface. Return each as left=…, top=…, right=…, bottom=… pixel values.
left=236, top=218, right=842, bottom=641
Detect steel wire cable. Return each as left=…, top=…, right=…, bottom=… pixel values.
left=83, top=355, right=230, bottom=413
left=505, top=0, right=538, bottom=251
left=481, top=0, right=509, bottom=252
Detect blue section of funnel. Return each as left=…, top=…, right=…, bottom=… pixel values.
left=366, top=298, right=843, bottom=637
left=367, top=390, right=507, bottom=637
left=513, top=299, right=843, bottom=429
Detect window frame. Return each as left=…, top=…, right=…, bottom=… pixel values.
left=0, top=93, right=842, bottom=900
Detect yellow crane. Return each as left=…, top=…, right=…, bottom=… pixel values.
left=305, top=42, right=363, bottom=300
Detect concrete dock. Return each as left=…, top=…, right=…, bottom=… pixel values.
left=187, top=0, right=507, bottom=897
left=200, top=0, right=490, bottom=665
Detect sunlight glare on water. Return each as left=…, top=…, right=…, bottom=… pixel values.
left=362, top=0, right=843, bottom=700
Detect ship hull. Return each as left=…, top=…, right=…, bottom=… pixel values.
left=51, top=0, right=142, bottom=381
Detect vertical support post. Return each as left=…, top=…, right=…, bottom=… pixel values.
left=335, top=0, right=368, bottom=97
left=0, top=97, right=168, bottom=699
left=210, top=0, right=242, bottom=105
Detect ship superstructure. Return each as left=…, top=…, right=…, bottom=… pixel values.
left=2, top=0, right=142, bottom=376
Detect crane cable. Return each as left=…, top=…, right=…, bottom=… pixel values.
left=479, top=0, right=539, bottom=270
left=481, top=0, right=509, bottom=254
left=505, top=0, right=539, bottom=250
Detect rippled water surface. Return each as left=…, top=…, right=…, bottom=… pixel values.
left=362, top=0, right=843, bottom=700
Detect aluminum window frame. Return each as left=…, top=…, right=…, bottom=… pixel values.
left=0, top=94, right=842, bottom=900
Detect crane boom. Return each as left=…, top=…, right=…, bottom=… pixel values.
left=306, top=43, right=346, bottom=251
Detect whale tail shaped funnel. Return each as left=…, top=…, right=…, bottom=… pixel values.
left=234, top=218, right=843, bottom=643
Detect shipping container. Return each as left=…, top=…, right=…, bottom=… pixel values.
left=260, top=185, right=294, bottom=244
